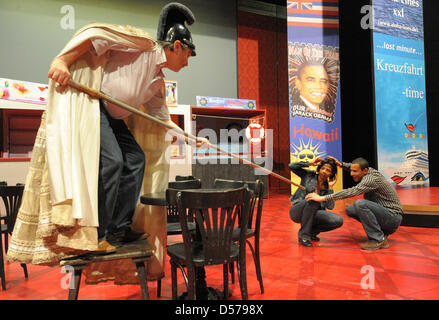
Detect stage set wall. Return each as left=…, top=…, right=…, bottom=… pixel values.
left=237, top=7, right=291, bottom=193
left=1, top=0, right=437, bottom=191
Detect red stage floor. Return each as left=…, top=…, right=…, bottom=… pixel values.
left=1, top=188, right=439, bottom=300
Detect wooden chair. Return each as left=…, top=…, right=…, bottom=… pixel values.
left=0, top=185, right=28, bottom=290
left=214, top=178, right=265, bottom=294
left=166, top=186, right=252, bottom=300
left=166, top=179, right=201, bottom=235
left=0, top=182, right=7, bottom=224
left=156, top=178, right=202, bottom=297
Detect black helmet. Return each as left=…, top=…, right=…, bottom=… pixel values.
left=157, top=2, right=196, bottom=56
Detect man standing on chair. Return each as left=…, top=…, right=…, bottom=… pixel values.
left=305, top=157, right=403, bottom=250
left=7, top=3, right=204, bottom=266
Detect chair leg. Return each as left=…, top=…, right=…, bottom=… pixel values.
left=238, top=255, right=248, bottom=300
left=229, top=262, right=235, bottom=284
left=248, top=239, right=264, bottom=294
left=134, top=260, right=150, bottom=300
left=0, top=261, right=5, bottom=291
left=0, top=274, right=4, bottom=291
left=4, top=233, right=8, bottom=254
left=223, top=264, right=229, bottom=300
left=157, top=279, right=161, bottom=298
left=253, top=239, right=264, bottom=294
left=0, top=235, right=6, bottom=290
left=21, top=264, right=28, bottom=278
left=171, top=261, right=178, bottom=300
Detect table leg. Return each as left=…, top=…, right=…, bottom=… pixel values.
left=195, top=266, right=209, bottom=299
left=195, top=266, right=222, bottom=300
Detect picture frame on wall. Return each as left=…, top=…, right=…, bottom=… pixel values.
left=165, top=80, right=178, bottom=106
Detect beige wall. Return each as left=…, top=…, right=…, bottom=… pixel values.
left=0, top=160, right=30, bottom=186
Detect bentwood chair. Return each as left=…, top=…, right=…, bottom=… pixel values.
left=214, top=179, right=265, bottom=294
left=0, top=185, right=28, bottom=290
left=166, top=186, right=252, bottom=300
left=156, top=178, right=202, bottom=297
left=0, top=183, right=25, bottom=252
left=0, top=182, right=7, bottom=231
left=166, top=179, right=201, bottom=235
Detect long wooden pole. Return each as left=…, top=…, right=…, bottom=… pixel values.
left=67, top=79, right=305, bottom=190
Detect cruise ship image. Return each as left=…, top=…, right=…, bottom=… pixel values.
left=383, top=147, right=429, bottom=186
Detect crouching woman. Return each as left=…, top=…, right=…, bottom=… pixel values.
left=289, top=157, right=343, bottom=247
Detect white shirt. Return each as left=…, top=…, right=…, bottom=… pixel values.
left=92, top=39, right=170, bottom=120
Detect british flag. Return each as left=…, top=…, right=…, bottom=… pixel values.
left=287, top=0, right=339, bottom=28
left=287, top=2, right=313, bottom=10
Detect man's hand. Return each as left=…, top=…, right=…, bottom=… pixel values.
left=195, top=137, right=209, bottom=148
left=305, top=192, right=325, bottom=202
left=309, top=157, right=324, bottom=167
left=47, top=40, right=92, bottom=86
left=48, top=57, right=71, bottom=86
left=183, top=136, right=209, bottom=148
left=327, top=155, right=342, bottom=167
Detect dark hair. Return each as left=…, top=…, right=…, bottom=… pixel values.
left=352, top=157, right=369, bottom=170
left=317, top=158, right=337, bottom=180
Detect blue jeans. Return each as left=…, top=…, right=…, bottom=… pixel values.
left=97, top=102, right=145, bottom=240
left=346, top=199, right=402, bottom=242
left=289, top=199, right=343, bottom=240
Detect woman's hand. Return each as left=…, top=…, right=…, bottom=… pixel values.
left=309, top=157, right=324, bottom=167
left=328, top=175, right=337, bottom=188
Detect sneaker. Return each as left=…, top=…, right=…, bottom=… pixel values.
left=360, top=238, right=389, bottom=251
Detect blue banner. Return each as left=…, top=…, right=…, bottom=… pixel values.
left=372, top=0, right=429, bottom=187
left=287, top=0, right=343, bottom=193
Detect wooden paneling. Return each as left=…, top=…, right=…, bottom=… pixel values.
left=237, top=10, right=289, bottom=193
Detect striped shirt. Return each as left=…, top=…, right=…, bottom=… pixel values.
left=323, top=163, right=404, bottom=215
left=92, top=39, right=169, bottom=120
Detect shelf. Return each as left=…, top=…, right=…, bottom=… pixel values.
left=0, top=98, right=46, bottom=110
left=191, top=106, right=265, bottom=118
left=0, top=157, right=31, bottom=162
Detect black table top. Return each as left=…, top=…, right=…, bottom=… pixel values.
left=140, top=192, right=166, bottom=206
left=140, top=188, right=230, bottom=206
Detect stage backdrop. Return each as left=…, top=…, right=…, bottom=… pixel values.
left=287, top=0, right=343, bottom=193
left=372, top=0, right=429, bottom=187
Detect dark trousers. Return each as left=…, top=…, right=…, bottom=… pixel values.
left=346, top=199, right=402, bottom=242
left=97, top=101, right=145, bottom=240
left=289, top=199, right=343, bottom=240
